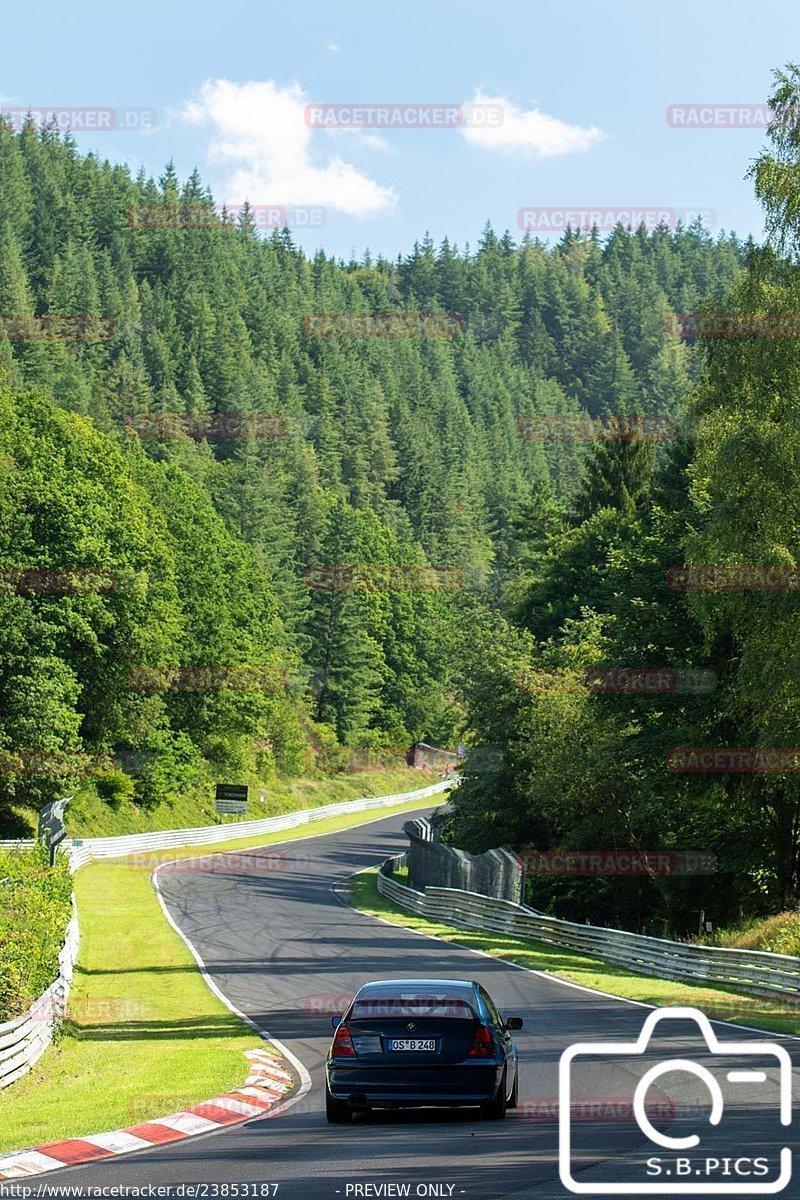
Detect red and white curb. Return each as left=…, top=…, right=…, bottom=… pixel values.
left=0, top=1047, right=293, bottom=1180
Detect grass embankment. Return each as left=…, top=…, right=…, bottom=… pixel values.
left=0, top=794, right=444, bottom=1154
left=350, top=870, right=800, bottom=1039
left=7, top=766, right=427, bottom=838
left=700, top=912, right=800, bottom=957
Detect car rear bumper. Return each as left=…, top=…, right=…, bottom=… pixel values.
left=327, top=1062, right=503, bottom=1105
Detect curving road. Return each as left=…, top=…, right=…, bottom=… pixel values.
left=33, top=806, right=800, bottom=1200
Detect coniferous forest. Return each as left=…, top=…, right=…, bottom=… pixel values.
left=4, top=64, right=800, bottom=936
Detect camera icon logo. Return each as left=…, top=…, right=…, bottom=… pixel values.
left=559, top=1006, right=792, bottom=1194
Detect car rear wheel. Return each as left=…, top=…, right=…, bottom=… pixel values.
left=507, top=1064, right=518, bottom=1109
left=325, top=1083, right=352, bottom=1123
left=480, top=1069, right=507, bottom=1120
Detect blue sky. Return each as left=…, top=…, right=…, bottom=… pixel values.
left=2, top=0, right=798, bottom=259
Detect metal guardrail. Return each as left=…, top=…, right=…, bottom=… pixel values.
left=0, top=907, right=79, bottom=1090
left=377, top=852, right=800, bottom=1001
left=2, top=782, right=451, bottom=869
left=0, top=780, right=450, bottom=1088
left=61, top=780, right=452, bottom=870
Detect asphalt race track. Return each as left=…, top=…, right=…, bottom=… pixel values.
left=30, top=806, right=800, bottom=1200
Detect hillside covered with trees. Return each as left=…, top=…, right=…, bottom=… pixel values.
left=0, top=111, right=748, bottom=876
left=448, top=66, right=800, bottom=937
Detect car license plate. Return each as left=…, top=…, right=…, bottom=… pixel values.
left=388, top=1038, right=436, bottom=1051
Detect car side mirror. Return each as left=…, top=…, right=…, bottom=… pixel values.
left=331, top=1014, right=342, bottom=1029
left=505, top=1016, right=523, bottom=1030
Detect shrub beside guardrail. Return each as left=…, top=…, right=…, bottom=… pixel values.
left=0, top=906, right=79, bottom=1089
left=377, top=851, right=800, bottom=1001
left=0, top=845, right=73, bottom=1024
left=0, top=780, right=450, bottom=1089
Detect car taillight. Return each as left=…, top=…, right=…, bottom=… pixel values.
left=467, top=1025, right=494, bottom=1057
left=332, top=1024, right=356, bottom=1056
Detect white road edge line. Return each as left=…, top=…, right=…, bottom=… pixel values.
left=334, top=870, right=800, bottom=1044
left=150, top=797, right=447, bottom=1127
left=1, top=800, right=444, bottom=1181
left=152, top=865, right=316, bottom=1119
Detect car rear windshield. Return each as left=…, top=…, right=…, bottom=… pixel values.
left=350, top=994, right=476, bottom=1020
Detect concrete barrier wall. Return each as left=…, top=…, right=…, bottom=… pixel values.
left=403, top=818, right=523, bottom=903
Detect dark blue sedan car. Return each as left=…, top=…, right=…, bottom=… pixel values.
left=325, top=978, right=522, bottom=1122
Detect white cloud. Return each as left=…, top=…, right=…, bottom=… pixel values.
left=325, top=39, right=342, bottom=55
left=180, top=79, right=396, bottom=218
left=460, top=90, right=604, bottom=158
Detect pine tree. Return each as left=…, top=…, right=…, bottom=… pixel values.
left=574, top=430, right=656, bottom=520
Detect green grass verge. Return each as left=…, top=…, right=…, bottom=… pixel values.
left=349, top=870, right=800, bottom=1039
left=0, top=795, right=444, bottom=1154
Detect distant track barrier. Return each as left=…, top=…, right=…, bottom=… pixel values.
left=377, top=822, right=800, bottom=1002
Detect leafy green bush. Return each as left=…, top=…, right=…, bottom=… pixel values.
left=94, top=769, right=136, bottom=809
left=0, top=845, right=73, bottom=1021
